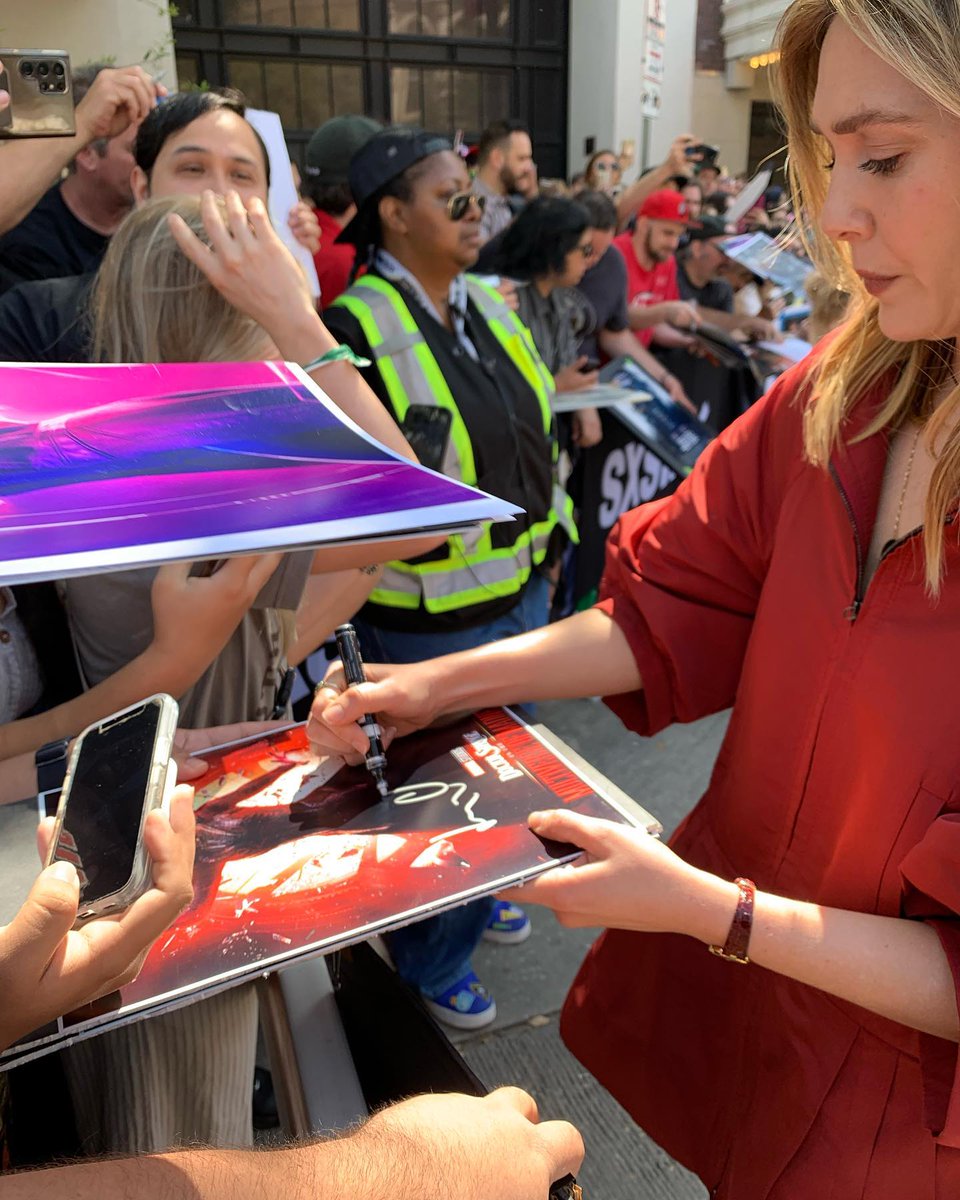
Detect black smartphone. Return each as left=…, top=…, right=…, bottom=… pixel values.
left=0, top=50, right=75, bottom=138
left=686, top=142, right=720, bottom=164
left=46, top=695, right=179, bottom=923
left=400, top=405, right=453, bottom=473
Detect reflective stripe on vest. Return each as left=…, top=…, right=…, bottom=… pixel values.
left=332, top=274, right=577, bottom=614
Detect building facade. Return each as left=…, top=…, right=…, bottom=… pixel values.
left=171, top=1, right=570, bottom=176
left=692, top=0, right=789, bottom=177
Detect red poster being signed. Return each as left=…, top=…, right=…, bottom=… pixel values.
left=2, top=708, right=657, bottom=1067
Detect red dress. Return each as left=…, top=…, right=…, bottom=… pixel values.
left=561, top=350, right=960, bottom=1198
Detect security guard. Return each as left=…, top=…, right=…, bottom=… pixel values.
left=324, top=126, right=575, bottom=1031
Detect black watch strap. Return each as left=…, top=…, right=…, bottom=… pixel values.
left=35, top=738, right=70, bottom=797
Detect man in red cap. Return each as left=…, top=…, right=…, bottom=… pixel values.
left=612, top=188, right=700, bottom=348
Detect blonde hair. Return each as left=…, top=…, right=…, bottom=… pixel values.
left=91, top=195, right=272, bottom=366
left=776, top=0, right=960, bottom=591
left=804, top=270, right=850, bottom=344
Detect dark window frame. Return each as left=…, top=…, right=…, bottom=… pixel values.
left=172, top=0, right=569, bottom=176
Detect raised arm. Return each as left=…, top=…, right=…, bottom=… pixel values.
left=0, top=65, right=160, bottom=234
left=168, top=189, right=415, bottom=463
left=615, top=134, right=697, bottom=229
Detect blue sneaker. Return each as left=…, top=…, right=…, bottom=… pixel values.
left=483, top=900, right=532, bottom=945
left=422, top=971, right=497, bottom=1030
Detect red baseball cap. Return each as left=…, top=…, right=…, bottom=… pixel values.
left=639, top=189, right=691, bottom=223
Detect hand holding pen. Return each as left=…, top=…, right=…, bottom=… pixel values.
left=330, top=623, right=390, bottom=797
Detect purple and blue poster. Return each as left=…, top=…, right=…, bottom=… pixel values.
left=0, top=362, right=519, bottom=584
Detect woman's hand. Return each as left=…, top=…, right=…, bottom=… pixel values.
left=172, top=721, right=288, bottom=782
left=0, top=787, right=195, bottom=1051
left=288, top=199, right=321, bottom=255
left=306, top=660, right=443, bottom=762
left=149, top=554, right=283, bottom=678
left=499, top=809, right=721, bottom=938
left=168, top=188, right=317, bottom=341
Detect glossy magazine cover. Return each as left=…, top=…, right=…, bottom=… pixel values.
left=1, top=708, right=658, bottom=1067
left=0, top=361, right=518, bottom=584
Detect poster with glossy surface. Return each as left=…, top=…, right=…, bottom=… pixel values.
left=0, top=361, right=518, bottom=584
left=0, top=709, right=658, bottom=1067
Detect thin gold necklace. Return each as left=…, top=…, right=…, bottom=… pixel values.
left=892, top=422, right=922, bottom=543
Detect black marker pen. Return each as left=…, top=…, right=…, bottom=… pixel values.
left=334, top=623, right=390, bottom=798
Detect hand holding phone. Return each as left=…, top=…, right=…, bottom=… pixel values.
left=0, top=784, right=195, bottom=1052
left=46, top=695, right=180, bottom=924
left=0, top=50, right=74, bottom=139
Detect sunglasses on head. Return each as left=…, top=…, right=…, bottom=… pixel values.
left=446, top=191, right=486, bottom=221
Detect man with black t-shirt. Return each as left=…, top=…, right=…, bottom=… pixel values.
left=676, top=215, right=778, bottom=340
left=0, top=65, right=139, bottom=295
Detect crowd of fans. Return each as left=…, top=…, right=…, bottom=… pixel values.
left=0, top=50, right=849, bottom=1199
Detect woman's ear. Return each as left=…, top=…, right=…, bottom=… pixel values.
left=379, top=194, right=408, bottom=238
left=130, top=165, right=151, bottom=206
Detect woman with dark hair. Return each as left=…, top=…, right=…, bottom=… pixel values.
left=322, top=126, right=575, bottom=1030
left=494, top=196, right=602, bottom=445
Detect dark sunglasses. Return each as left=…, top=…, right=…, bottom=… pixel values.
left=446, top=191, right=486, bottom=221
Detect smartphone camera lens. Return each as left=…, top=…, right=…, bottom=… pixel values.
left=19, top=60, right=34, bottom=78
left=38, top=63, right=50, bottom=79
left=54, top=61, right=65, bottom=76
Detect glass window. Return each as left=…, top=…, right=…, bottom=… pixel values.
left=390, top=66, right=423, bottom=128
left=480, top=69, right=510, bottom=127
left=227, top=57, right=266, bottom=108
left=221, top=0, right=262, bottom=23
left=325, top=0, right=360, bottom=30
left=391, top=65, right=510, bottom=135
left=388, top=0, right=510, bottom=38
left=259, top=0, right=293, bottom=25
left=175, top=52, right=201, bottom=89
left=264, top=59, right=299, bottom=127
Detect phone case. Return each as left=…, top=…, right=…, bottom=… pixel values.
left=0, top=50, right=75, bottom=139
left=47, top=694, right=179, bottom=925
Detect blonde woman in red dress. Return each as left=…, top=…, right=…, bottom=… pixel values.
left=308, top=3, right=960, bottom=1195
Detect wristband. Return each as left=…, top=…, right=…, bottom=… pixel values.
left=708, top=877, right=755, bottom=965
left=302, top=346, right=371, bottom=372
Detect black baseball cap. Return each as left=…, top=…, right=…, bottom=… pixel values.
left=304, top=115, right=381, bottom=185
left=686, top=214, right=733, bottom=242
left=336, top=126, right=453, bottom=246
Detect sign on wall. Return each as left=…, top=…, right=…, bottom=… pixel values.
left=642, top=0, right=667, bottom=119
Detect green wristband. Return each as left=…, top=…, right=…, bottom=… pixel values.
left=302, top=346, right=371, bottom=372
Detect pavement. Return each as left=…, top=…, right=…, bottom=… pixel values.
left=452, top=697, right=729, bottom=1200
